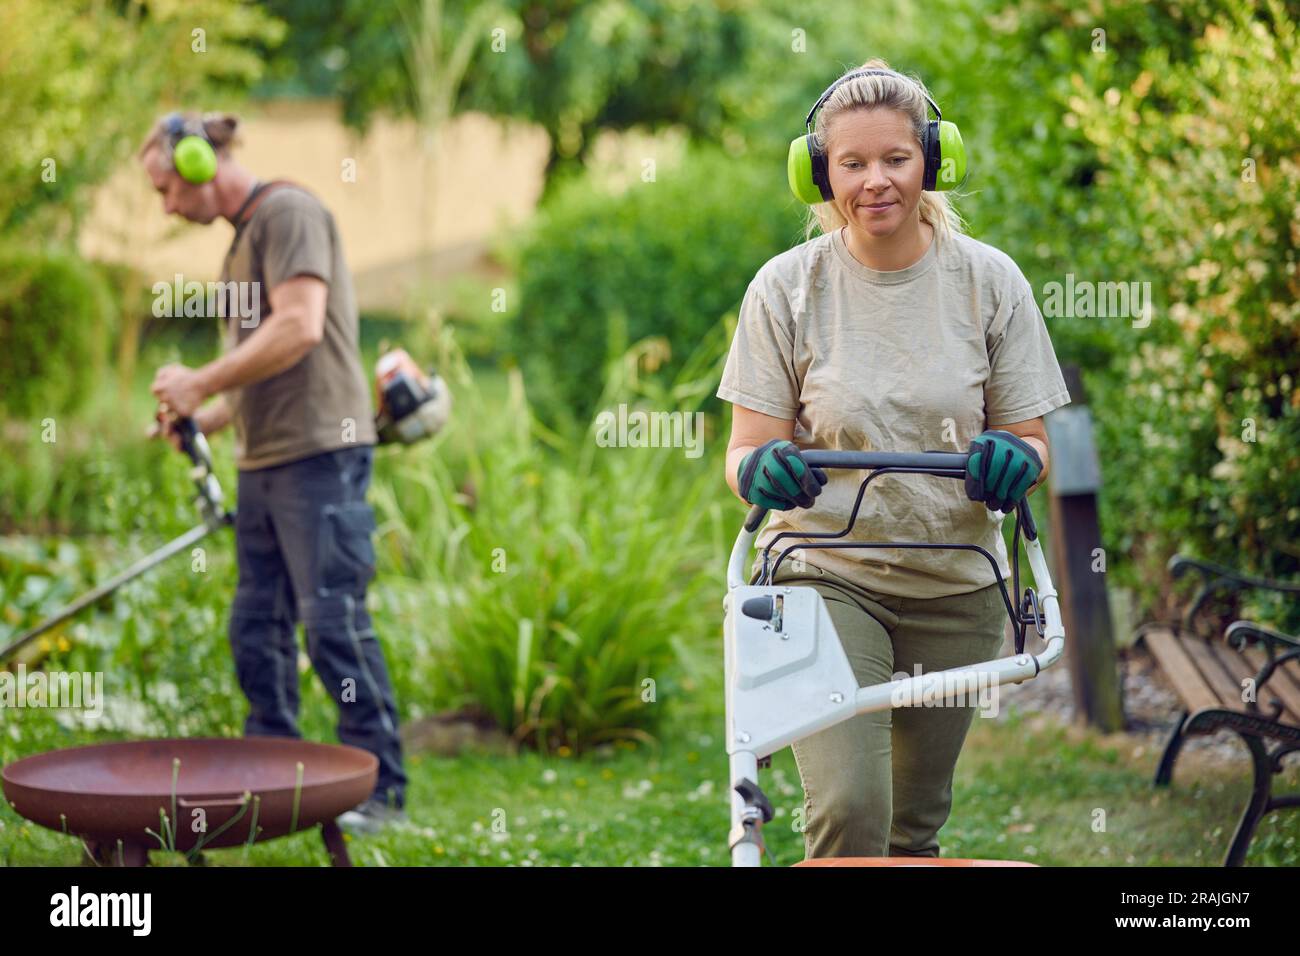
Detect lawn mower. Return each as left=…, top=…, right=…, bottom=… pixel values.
left=723, top=448, right=1066, bottom=866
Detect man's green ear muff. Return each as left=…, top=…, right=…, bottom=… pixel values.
left=173, top=136, right=217, bottom=184
left=163, top=112, right=218, bottom=184
left=786, top=69, right=969, bottom=204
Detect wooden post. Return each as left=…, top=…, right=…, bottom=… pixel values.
left=1046, top=365, right=1124, bottom=732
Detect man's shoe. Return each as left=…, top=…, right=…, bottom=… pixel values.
left=337, top=797, right=408, bottom=835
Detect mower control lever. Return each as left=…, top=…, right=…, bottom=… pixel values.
left=740, top=595, right=783, bottom=632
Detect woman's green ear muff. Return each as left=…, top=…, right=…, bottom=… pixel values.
left=926, top=120, right=966, bottom=191
left=163, top=112, right=218, bottom=185
left=787, top=133, right=830, bottom=204
left=787, top=69, right=969, bottom=204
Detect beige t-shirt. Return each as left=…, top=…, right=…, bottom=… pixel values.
left=717, top=225, right=1072, bottom=599
left=221, top=186, right=377, bottom=470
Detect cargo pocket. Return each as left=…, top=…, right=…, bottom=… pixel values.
left=318, top=501, right=377, bottom=591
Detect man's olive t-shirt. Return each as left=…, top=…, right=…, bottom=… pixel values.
left=717, top=226, right=1072, bottom=599
left=221, top=186, right=376, bottom=470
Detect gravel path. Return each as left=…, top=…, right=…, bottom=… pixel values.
left=990, top=633, right=1259, bottom=770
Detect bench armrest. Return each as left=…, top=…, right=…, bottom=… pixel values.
left=1169, top=554, right=1300, bottom=632
left=1224, top=621, right=1300, bottom=720
left=1225, top=620, right=1300, bottom=654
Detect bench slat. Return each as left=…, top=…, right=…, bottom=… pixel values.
left=1237, top=645, right=1300, bottom=728
left=1207, top=642, right=1290, bottom=721
left=1182, top=636, right=1246, bottom=705
left=1211, top=640, right=1300, bottom=725
left=1145, top=628, right=1223, bottom=714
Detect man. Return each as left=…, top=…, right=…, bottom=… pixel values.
left=140, top=111, right=407, bottom=832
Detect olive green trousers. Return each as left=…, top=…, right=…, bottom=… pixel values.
left=757, top=557, right=1008, bottom=860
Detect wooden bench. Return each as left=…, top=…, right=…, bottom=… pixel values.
left=1135, top=554, right=1300, bottom=866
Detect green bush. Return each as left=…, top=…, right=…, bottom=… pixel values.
left=0, top=247, right=116, bottom=420
left=0, top=320, right=738, bottom=751
left=510, top=142, right=806, bottom=427
left=1066, top=0, right=1300, bottom=630
left=891, top=0, right=1299, bottom=628
left=890, top=0, right=1250, bottom=374
left=0, top=0, right=282, bottom=240
left=367, top=323, right=734, bottom=752
left=0, top=318, right=239, bottom=535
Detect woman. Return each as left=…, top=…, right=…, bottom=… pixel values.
left=716, top=60, right=1071, bottom=860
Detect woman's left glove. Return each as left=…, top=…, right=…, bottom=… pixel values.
left=964, top=429, right=1043, bottom=514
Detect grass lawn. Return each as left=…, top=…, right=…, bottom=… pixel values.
left=3, top=333, right=1295, bottom=868
left=4, top=697, right=1297, bottom=867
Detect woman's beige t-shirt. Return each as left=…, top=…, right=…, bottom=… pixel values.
left=717, top=226, right=1072, bottom=599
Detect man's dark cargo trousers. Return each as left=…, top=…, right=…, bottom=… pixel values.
left=229, top=445, right=406, bottom=808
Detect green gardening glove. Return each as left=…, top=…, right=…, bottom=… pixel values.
left=737, top=439, right=829, bottom=511
left=965, top=429, right=1043, bottom=514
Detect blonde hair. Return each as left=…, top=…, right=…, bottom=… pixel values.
left=137, top=111, right=241, bottom=164
left=801, top=59, right=965, bottom=243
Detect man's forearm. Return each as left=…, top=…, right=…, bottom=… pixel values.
left=197, top=311, right=319, bottom=396
left=196, top=395, right=233, bottom=434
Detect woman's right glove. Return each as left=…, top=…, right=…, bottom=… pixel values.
left=737, top=439, right=829, bottom=511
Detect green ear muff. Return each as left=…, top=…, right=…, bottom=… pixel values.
left=786, top=69, right=969, bottom=204
left=163, top=112, right=218, bottom=184
left=787, top=134, right=825, bottom=205
left=173, top=135, right=218, bottom=184
left=931, top=120, right=966, bottom=191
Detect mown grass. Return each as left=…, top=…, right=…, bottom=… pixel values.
left=950, top=707, right=1300, bottom=866
left=5, top=695, right=1297, bottom=866
left=3, top=324, right=1296, bottom=867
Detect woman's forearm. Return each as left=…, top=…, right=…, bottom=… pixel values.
left=726, top=445, right=758, bottom=502
left=1021, top=435, right=1050, bottom=492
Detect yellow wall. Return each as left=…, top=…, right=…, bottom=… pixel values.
left=79, top=99, right=550, bottom=312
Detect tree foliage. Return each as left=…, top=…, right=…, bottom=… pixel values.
left=0, top=0, right=283, bottom=240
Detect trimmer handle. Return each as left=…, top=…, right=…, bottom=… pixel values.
left=173, top=416, right=226, bottom=523
left=741, top=448, right=1037, bottom=539
left=175, top=416, right=212, bottom=470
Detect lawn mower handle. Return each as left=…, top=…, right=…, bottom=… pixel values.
left=742, top=448, right=1036, bottom=538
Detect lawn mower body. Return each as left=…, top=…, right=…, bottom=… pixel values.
left=723, top=450, right=1066, bottom=867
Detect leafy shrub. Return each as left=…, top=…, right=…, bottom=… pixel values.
left=0, top=0, right=282, bottom=240
left=1065, top=0, right=1300, bottom=629
left=1, top=320, right=739, bottom=751
left=368, top=322, right=735, bottom=752
left=510, top=142, right=805, bottom=427
left=886, top=0, right=1299, bottom=627
left=0, top=247, right=115, bottom=420
left=892, top=0, right=1252, bottom=372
